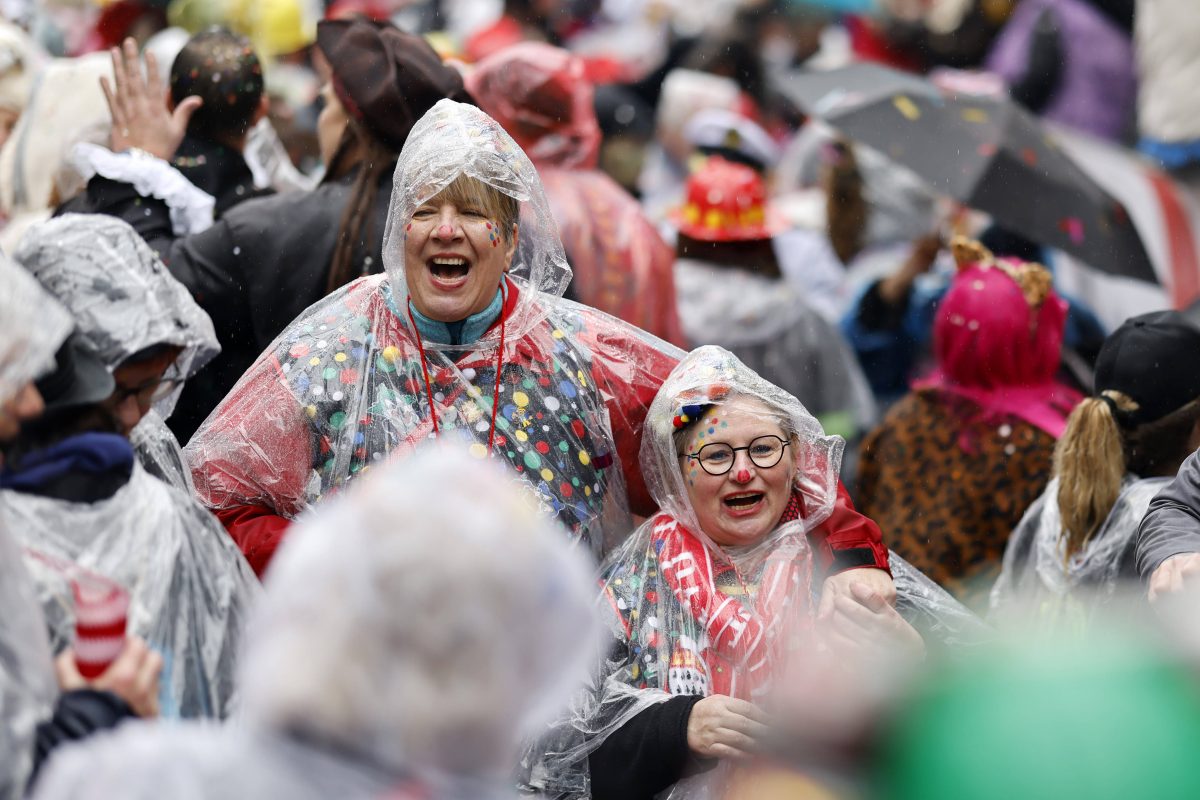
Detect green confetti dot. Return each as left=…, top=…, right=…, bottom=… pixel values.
left=329, top=411, right=347, bottom=429
left=524, top=451, right=542, bottom=470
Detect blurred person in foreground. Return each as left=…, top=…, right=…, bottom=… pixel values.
left=874, top=619, right=1200, bottom=800
left=0, top=253, right=161, bottom=800
left=857, top=238, right=1081, bottom=608
left=83, top=19, right=469, bottom=441
left=524, top=347, right=984, bottom=800
left=991, top=311, right=1200, bottom=624
left=30, top=446, right=603, bottom=800
left=4, top=219, right=260, bottom=719
left=465, top=42, right=688, bottom=347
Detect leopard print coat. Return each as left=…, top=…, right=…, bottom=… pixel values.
left=856, top=390, right=1056, bottom=609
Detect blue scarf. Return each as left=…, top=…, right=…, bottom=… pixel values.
left=0, top=432, right=134, bottom=493
left=406, top=284, right=506, bottom=346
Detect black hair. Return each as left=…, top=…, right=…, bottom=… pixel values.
left=170, top=27, right=264, bottom=145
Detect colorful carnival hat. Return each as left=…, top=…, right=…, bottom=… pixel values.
left=673, top=157, right=786, bottom=243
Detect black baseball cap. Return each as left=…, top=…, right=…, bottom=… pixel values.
left=1094, top=310, right=1200, bottom=427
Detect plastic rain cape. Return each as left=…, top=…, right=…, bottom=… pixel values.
left=15, top=215, right=220, bottom=491
left=0, top=521, right=57, bottom=800
left=0, top=251, right=72, bottom=405
left=14, top=214, right=220, bottom=419
left=1, top=462, right=260, bottom=718
left=185, top=100, right=682, bottom=560
left=521, top=347, right=987, bottom=799
left=29, top=448, right=603, bottom=800
left=989, top=475, right=1167, bottom=624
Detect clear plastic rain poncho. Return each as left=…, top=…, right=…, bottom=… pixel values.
left=522, top=347, right=986, bottom=799
left=31, top=446, right=604, bottom=800
left=2, top=460, right=260, bottom=718
left=14, top=214, right=220, bottom=490
left=0, top=521, right=57, bottom=800
left=185, top=99, right=681, bottom=565
left=0, top=255, right=67, bottom=800
left=989, top=476, right=1167, bottom=624
left=0, top=250, right=72, bottom=406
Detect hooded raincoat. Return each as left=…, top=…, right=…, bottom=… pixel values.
left=522, top=347, right=982, bottom=800
left=2, top=458, right=260, bottom=719
left=30, top=447, right=603, bottom=800
left=465, top=44, right=687, bottom=347
left=184, top=100, right=684, bottom=575
left=14, top=214, right=220, bottom=491
left=990, top=476, right=1163, bottom=624
left=0, top=255, right=68, bottom=800
left=6, top=218, right=254, bottom=719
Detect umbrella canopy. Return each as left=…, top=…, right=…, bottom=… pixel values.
left=777, top=62, right=1157, bottom=284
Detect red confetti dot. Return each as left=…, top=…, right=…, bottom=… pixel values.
left=535, top=441, right=550, bottom=454
left=560, top=482, right=573, bottom=497
left=340, top=369, right=358, bottom=384
left=645, top=590, right=658, bottom=603
left=538, top=377, right=551, bottom=387
left=571, top=419, right=586, bottom=438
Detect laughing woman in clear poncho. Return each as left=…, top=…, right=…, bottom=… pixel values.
left=184, top=99, right=683, bottom=574
left=524, top=347, right=986, bottom=800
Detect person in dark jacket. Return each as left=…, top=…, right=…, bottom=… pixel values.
left=84, top=20, right=470, bottom=442
left=1136, top=453, right=1200, bottom=603
left=166, top=27, right=272, bottom=217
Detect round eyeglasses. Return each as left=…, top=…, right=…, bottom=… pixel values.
left=681, top=435, right=790, bottom=476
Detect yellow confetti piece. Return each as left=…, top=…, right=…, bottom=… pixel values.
left=381, top=346, right=400, bottom=363
left=468, top=443, right=488, bottom=459
left=893, top=95, right=920, bottom=121
left=514, top=429, right=528, bottom=443
left=334, top=352, right=348, bottom=362
left=540, top=468, right=554, bottom=482
left=585, top=486, right=592, bottom=496
left=961, top=108, right=989, bottom=123
left=513, top=391, right=530, bottom=408
left=579, top=450, right=591, bottom=466
left=305, top=405, right=317, bottom=418
left=309, top=356, right=320, bottom=366
left=552, top=329, right=566, bottom=339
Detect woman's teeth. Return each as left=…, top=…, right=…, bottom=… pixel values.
left=724, top=493, right=763, bottom=508
left=430, top=257, right=469, bottom=279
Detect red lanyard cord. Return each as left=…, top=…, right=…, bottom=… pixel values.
left=405, top=299, right=507, bottom=455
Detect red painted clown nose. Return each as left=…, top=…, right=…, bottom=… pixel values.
left=735, top=468, right=751, bottom=483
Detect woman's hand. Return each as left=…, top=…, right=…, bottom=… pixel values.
left=820, top=582, right=925, bottom=662
left=818, top=567, right=896, bottom=620
left=100, top=38, right=202, bottom=160
left=686, top=695, right=770, bottom=760
left=55, top=636, right=163, bottom=718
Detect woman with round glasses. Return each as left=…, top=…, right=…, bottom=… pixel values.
left=525, top=347, right=976, bottom=800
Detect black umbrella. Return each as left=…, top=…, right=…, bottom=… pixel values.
left=776, top=63, right=1157, bottom=284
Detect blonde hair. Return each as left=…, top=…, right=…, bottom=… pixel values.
left=1055, top=392, right=1200, bottom=560
left=1054, top=391, right=1137, bottom=561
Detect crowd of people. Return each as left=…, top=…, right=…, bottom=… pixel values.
left=3, top=0, right=1200, bottom=797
